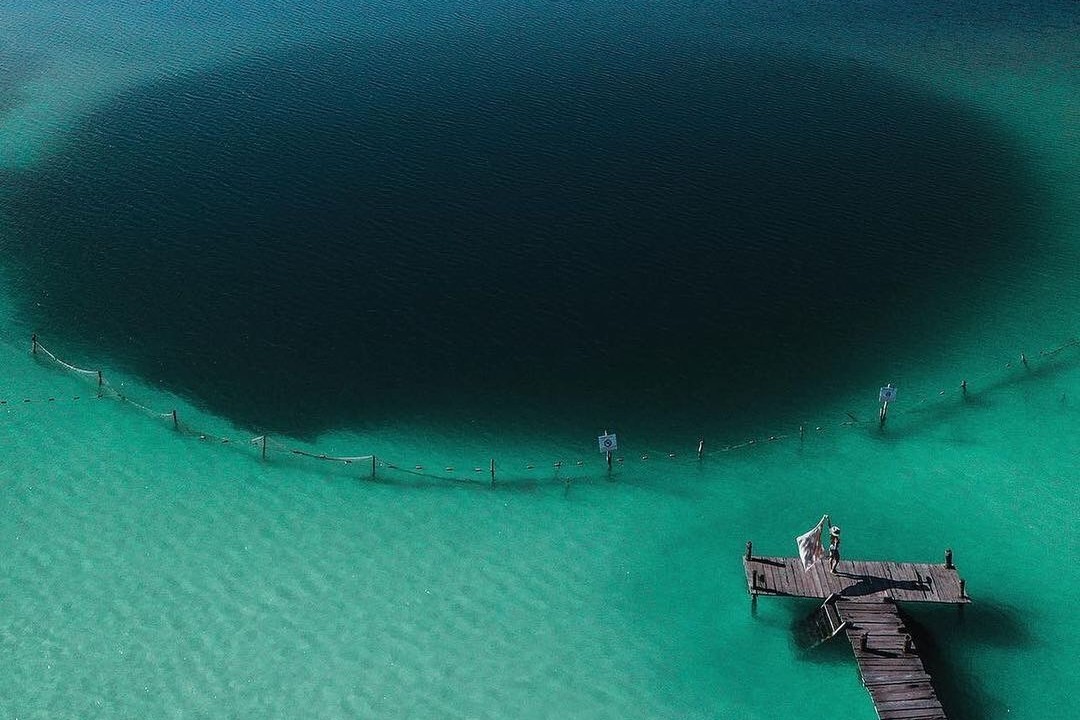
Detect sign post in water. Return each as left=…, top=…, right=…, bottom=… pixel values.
left=598, top=431, right=617, bottom=470
left=878, top=384, right=897, bottom=428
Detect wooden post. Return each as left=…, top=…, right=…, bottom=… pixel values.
left=1021, top=353, right=1028, bottom=368
left=959, top=578, right=966, bottom=597
left=490, top=458, right=495, bottom=486
left=97, top=370, right=103, bottom=387
left=697, top=439, right=704, bottom=459
left=745, top=541, right=753, bottom=561
left=879, top=400, right=889, bottom=428
left=799, top=424, right=805, bottom=442
left=371, top=455, right=376, bottom=479
left=31, top=334, right=38, bottom=355
left=945, top=548, right=953, bottom=569
left=172, top=409, right=178, bottom=430
left=261, top=435, right=267, bottom=460
left=749, top=561, right=758, bottom=613
left=960, top=379, right=967, bottom=398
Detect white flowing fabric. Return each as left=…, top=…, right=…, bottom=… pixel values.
left=795, top=515, right=827, bottom=571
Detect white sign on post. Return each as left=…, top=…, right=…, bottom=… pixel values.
left=598, top=432, right=618, bottom=453
left=879, top=384, right=897, bottom=403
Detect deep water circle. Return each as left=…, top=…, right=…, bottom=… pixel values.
left=2, top=35, right=1031, bottom=437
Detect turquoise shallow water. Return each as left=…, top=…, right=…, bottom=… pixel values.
left=2, top=1, right=1079, bottom=718
left=4, top=321, right=1079, bottom=719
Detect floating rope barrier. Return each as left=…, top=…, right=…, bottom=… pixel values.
left=18, top=333, right=1080, bottom=488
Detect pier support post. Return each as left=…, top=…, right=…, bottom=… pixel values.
left=697, top=438, right=704, bottom=460
left=172, top=409, right=178, bottom=431
left=879, top=400, right=889, bottom=428
left=745, top=541, right=753, bottom=561
left=606, top=450, right=612, bottom=471
left=490, top=458, right=496, bottom=486
left=262, top=435, right=268, bottom=461
left=371, top=455, right=376, bottom=479
left=945, top=548, right=953, bottom=569
left=959, top=578, right=966, bottom=597
left=960, top=379, right=968, bottom=398
left=97, top=370, right=103, bottom=388
left=31, top=334, right=38, bottom=355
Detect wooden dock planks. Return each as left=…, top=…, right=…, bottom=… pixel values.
left=837, top=597, right=947, bottom=720
left=743, top=556, right=970, bottom=604
left=743, top=551, right=967, bottom=719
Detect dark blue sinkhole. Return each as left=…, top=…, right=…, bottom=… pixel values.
left=1, top=37, right=1035, bottom=438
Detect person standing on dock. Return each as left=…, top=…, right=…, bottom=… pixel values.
left=828, top=525, right=841, bottom=574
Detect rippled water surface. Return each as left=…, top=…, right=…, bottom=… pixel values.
left=0, top=1, right=1077, bottom=718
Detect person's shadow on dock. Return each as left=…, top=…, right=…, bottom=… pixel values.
left=833, top=570, right=929, bottom=597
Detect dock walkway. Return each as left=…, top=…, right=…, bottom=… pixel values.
left=743, top=550, right=968, bottom=720
left=742, top=555, right=969, bottom=604
left=837, top=597, right=946, bottom=720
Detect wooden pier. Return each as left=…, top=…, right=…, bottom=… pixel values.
left=743, top=554, right=969, bottom=605
left=838, top=598, right=946, bottom=720
left=743, top=546, right=969, bottom=720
